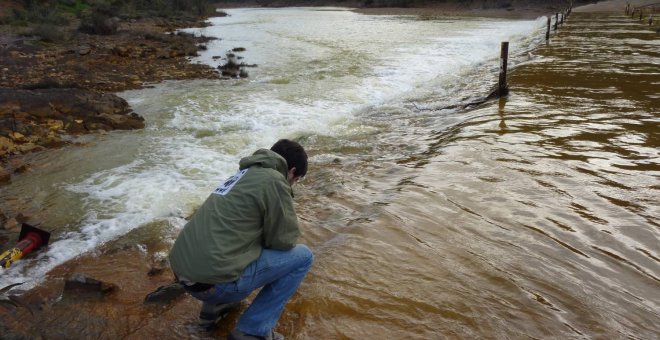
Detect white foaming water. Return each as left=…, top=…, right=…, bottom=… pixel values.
left=0, top=8, right=545, bottom=289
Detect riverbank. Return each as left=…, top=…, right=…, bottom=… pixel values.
left=0, top=13, right=225, bottom=194
left=0, top=12, right=227, bottom=182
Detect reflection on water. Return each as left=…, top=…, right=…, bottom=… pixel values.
left=293, top=11, right=659, bottom=339
left=1, top=9, right=658, bottom=340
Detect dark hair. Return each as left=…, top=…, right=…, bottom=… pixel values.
left=270, top=139, right=308, bottom=177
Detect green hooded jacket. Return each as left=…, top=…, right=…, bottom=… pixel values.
left=168, top=149, right=301, bottom=284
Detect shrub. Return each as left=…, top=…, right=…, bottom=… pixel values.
left=31, top=24, right=67, bottom=42
left=79, top=11, right=119, bottom=35
left=57, top=0, right=92, bottom=17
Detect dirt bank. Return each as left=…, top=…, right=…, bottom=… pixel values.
left=0, top=14, right=224, bottom=184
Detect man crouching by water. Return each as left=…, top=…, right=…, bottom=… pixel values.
left=169, top=139, right=313, bottom=340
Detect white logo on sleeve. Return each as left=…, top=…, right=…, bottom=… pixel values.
left=213, top=169, right=248, bottom=196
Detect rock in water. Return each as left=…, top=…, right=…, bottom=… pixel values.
left=0, top=167, right=10, bottom=184
left=63, top=273, right=117, bottom=300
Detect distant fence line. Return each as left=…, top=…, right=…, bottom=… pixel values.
left=497, top=4, right=573, bottom=98
left=420, top=1, right=659, bottom=112
left=498, top=1, right=660, bottom=100
left=625, top=2, right=660, bottom=26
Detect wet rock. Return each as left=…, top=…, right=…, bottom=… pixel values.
left=0, top=167, right=10, bottom=185
left=21, top=100, right=56, bottom=118
left=147, top=255, right=170, bottom=277
left=46, top=119, right=64, bottom=132
left=111, top=46, right=130, bottom=57
left=232, top=47, right=246, bottom=52
left=0, top=136, right=15, bottom=157
left=63, top=273, right=117, bottom=299
left=2, top=217, right=20, bottom=231
left=0, top=100, right=20, bottom=115
left=10, top=160, right=30, bottom=173
left=0, top=88, right=144, bottom=158
left=14, top=213, right=28, bottom=224
left=218, top=53, right=243, bottom=78
left=143, top=282, right=186, bottom=304
left=8, top=132, right=25, bottom=142
left=15, top=143, right=41, bottom=154
left=77, top=44, right=92, bottom=56
left=147, top=267, right=165, bottom=276
left=65, top=120, right=87, bottom=134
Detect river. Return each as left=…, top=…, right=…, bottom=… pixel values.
left=1, top=7, right=658, bottom=339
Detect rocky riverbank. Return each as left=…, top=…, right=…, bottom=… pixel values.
left=0, top=87, right=144, bottom=170
left=0, top=15, right=222, bottom=184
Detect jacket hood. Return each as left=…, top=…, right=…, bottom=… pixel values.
left=239, top=149, right=288, bottom=177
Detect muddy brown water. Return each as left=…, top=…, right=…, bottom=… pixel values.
left=1, top=9, right=658, bottom=340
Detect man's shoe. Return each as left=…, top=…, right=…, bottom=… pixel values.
left=227, top=329, right=284, bottom=340
left=198, top=301, right=240, bottom=331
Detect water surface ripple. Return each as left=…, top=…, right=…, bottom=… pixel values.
left=295, top=11, right=659, bottom=340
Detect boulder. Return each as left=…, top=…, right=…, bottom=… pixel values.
left=0, top=88, right=145, bottom=156
left=100, top=113, right=145, bottom=130
left=63, top=273, right=117, bottom=299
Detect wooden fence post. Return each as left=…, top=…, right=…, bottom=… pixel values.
left=498, top=42, right=509, bottom=97
left=546, top=16, right=551, bottom=40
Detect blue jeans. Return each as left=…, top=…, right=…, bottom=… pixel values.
left=189, top=244, right=314, bottom=337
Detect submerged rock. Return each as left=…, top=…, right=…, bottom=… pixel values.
left=0, top=167, right=9, bottom=184
left=63, top=273, right=117, bottom=300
